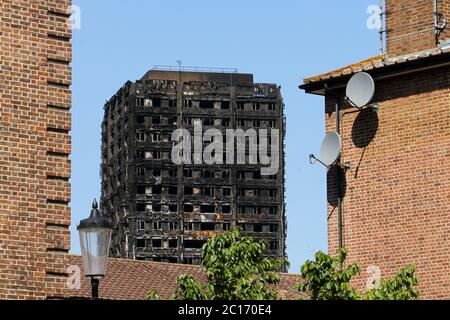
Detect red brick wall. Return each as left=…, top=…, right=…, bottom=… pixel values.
left=325, top=66, right=450, bottom=299
left=385, top=0, right=438, bottom=56
left=0, top=0, right=72, bottom=299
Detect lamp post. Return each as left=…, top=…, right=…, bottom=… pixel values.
left=77, top=199, right=113, bottom=299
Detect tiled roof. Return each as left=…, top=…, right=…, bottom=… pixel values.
left=302, top=46, right=450, bottom=85
left=63, top=255, right=302, bottom=300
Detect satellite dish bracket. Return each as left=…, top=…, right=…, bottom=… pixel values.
left=345, top=96, right=379, bottom=113
left=310, top=154, right=351, bottom=171
left=342, top=160, right=351, bottom=171
left=309, top=154, right=332, bottom=168
left=344, top=96, right=363, bottom=111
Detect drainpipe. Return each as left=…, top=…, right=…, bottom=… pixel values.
left=336, top=102, right=343, bottom=250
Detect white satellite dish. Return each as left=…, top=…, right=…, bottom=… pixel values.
left=319, top=132, right=342, bottom=166
left=346, top=72, right=375, bottom=108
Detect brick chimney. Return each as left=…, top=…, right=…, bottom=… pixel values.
left=386, top=0, right=449, bottom=57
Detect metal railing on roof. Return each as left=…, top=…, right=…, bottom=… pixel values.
left=152, top=65, right=238, bottom=74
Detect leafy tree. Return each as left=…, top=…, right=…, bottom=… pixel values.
left=297, top=248, right=419, bottom=300
left=297, top=248, right=361, bottom=300
left=146, top=228, right=287, bottom=300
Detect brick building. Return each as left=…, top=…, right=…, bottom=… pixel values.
left=101, top=69, right=287, bottom=266
left=300, top=0, right=450, bottom=299
left=0, top=0, right=72, bottom=299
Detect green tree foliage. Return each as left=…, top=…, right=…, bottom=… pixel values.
left=297, top=248, right=419, bottom=300
left=146, top=228, right=287, bottom=300
left=297, top=248, right=361, bottom=300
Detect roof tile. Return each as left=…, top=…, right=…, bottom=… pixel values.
left=62, top=255, right=302, bottom=300
left=302, top=47, right=449, bottom=85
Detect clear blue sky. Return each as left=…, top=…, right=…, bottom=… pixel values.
left=71, top=0, right=380, bottom=272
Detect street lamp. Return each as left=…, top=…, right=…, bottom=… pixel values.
left=77, top=199, right=113, bottom=299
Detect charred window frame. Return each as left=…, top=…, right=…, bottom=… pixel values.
left=136, top=239, right=146, bottom=248
left=153, top=221, right=162, bottom=230
left=152, top=239, right=162, bottom=248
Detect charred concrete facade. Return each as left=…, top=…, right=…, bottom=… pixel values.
left=101, top=69, right=286, bottom=266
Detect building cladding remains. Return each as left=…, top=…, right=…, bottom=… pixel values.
left=101, top=69, right=287, bottom=266
left=301, top=0, right=450, bottom=299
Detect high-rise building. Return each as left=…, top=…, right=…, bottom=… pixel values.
left=101, top=68, right=286, bottom=266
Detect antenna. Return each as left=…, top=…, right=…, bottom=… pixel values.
left=345, top=72, right=375, bottom=109
left=310, top=72, right=378, bottom=168
left=309, top=71, right=378, bottom=251
left=176, top=59, right=183, bottom=71
left=309, top=132, right=342, bottom=168
left=379, top=0, right=386, bottom=55
left=176, top=60, right=183, bottom=83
